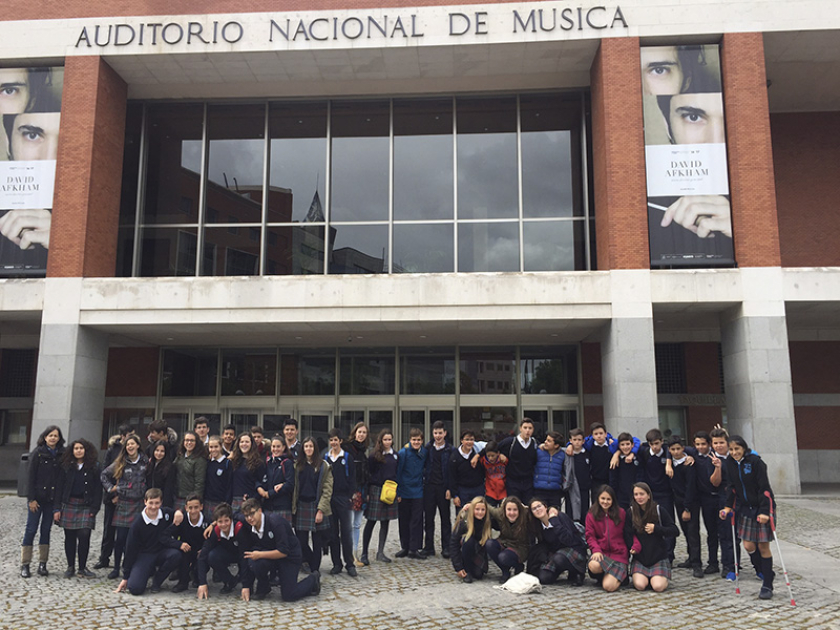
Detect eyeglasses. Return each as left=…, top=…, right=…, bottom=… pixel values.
left=184, top=438, right=196, bottom=443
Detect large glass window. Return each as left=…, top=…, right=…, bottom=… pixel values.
left=221, top=349, right=277, bottom=396
left=400, top=348, right=456, bottom=395
left=124, top=93, right=590, bottom=276
left=339, top=348, right=396, bottom=396
left=520, top=346, right=578, bottom=394
left=162, top=349, right=218, bottom=397
left=459, top=347, right=516, bottom=395
left=280, top=350, right=336, bottom=396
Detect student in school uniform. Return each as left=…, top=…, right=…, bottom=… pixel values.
left=480, top=441, right=507, bottom=508
left=101, top=434, right=149, bottom=580
left=627, top=482, right=680, bottom=592
left=360, top=429, right=399, bottom=565
left=284, top=418, right=302, bottom=461
left=221, top=424, right=237, bottom=457
left=608, top=432, right=643, bottom=510
left=667, top=436, right=703, bottom=578
left=564, top=428, right=591, bottom=524
left=229, top=433, right=267, bottom=513
left=114, top=488, right=183, bottom=596
left=396, top=428, right=428, bottom=560
left=495, top=418, right=538, bottom=503
left=450, top=430, right=485, bottom=509
left=145, top=441, right=176, bottom=510
left=710, top=426, right=739, bottom=580
left=168, top=494, right=207, bottom=593
left=258, top=435, right=295, bottom=523
left=344, top=422, right=370, bottom=565
left=53, top=438, right=102, bottom=578
left=692, top=430, right=722, bottom=576
left=533, top=431, right=565, bottom=510
left=204, top=436, right=233, bottom=520
left=528, top=497, right=587, bottom=586
left=449, top=496, right=491, bottom=583
left=485, top=496, right=531, bottom=583
left=20, top=425, right=65, bottom=579
left=720, top=435, right=778, bottom=600
left=637, top=428, right=676, bottom=561
left=196, top=502, right=247, bottom=598
left=94, top=424, right=130, bottom=571
left=323, top=428, right=357, bottom=576
left=422, top=421, right=453, bottom=558
left=239, top=498, right=321, bottom=602
left=585, top=484, right=639, bottom=592
left=292, top=437, right=333, bottom=574
left=174, top=431, right=207, bottom=510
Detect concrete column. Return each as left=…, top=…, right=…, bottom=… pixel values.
left=601, top=270, right=658, bottom=438
left=30, top=278, right=108, bottom=447
left=720, top=268, right=800, bottom=494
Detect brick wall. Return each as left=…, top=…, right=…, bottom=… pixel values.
left=590, top=38, right=649, bottom=270
left=772, top=112, right=840, bottom=267
left=48, top=57, right=128, bottom=278
left=789, top=341, right=840, bottom=394
left=720, top=32, right=781, bottom=267
left=104, top=347, right=159, bottom=397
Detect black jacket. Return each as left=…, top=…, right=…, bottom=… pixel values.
left=146, top=459, right=176, bottom=509
left=626, top=504, right=680, bottom=567
left=449, top=448, right=484, bottom=491
left=724, top=451, right=774, bottom=517
left=345, top=440, right=369, bottom=491
left=450, top=517, right=489, bottom=573
left=54, top=461, right=103, bottom=513
left=27, top=444, right=64, bottom=503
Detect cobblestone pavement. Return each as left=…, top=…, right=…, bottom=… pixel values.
left=1, top=494, right=839, bottom=630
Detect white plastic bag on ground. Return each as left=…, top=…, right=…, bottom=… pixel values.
left=493, top=572, right=542, bottom=594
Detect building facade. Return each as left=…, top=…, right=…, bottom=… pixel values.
left=1, top=0, right=840, bottom=493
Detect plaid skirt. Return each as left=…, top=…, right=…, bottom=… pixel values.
left=593, top=556, right=628, bottom=583
left=59, top=497, right=96, bottom=530
left=543, top=547, right=587, bottom=576
left=738, top=512, right=773, bottom=543
left=364, top=485, right=398, bottom=521
left=266, top=508, right=293, bottom=525
left=630, top=557, right=672, bottom=579
left=204, top=500, right=224, bottom=521
left=231, top=496, right=245, bottom=513
left=112, top=498, right=142, bottom=529
left=295, top=500, right=331, bottom=532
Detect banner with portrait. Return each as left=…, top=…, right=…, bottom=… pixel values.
left=641, top=45, right=734, bottom=267
left=0, top=66, right=63, bottom=276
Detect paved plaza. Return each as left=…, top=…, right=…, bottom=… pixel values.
left=1, top=492, right=839, bottom=630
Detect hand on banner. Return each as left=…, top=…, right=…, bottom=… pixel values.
left=0, top=208, right=51, bottom=249
left=660, top=195, right=731, bottom=238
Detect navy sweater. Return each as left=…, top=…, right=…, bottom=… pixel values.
left=670, top=460, right=698, bottom=511
left=368, top=451, right=398, bottom=486
left=497, top=437, right=538, bottom=482
left=231, top=461, right=266, bottom=499
left=240, top=513, right=302, bottom=590
left=638, top=449, right=671, bottom=495
left=123, top=508, right=181, bottom=578
left=264, top=455, right=295, bottom=512
left=324, top=450, right=355, bottom=501
left=609, top=455, right=642, bottom=508
left=449, top=448, right=484, bottom=490
left=197, top=517, right=247, bottom=586
left=205, top=457, right=233, bottom=504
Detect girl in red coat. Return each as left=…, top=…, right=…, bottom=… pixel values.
left=585, top=484, right=640, bottom=592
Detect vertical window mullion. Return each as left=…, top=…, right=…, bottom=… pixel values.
left=388, top=99, right=394, bottom=273
left=580, top=92, right=592, bottom=271
left=452, top=96, right=458, bottom=272
left=516, top=95, right=524, bottom=273
left=131, top=104, right=148, bottom=277
left=195, top=103, right=208, bottom=277
left=324, top=100, right=332, bottom=276
left=259, top=102, right=270, bottom=276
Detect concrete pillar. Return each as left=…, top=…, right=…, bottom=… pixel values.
left=601, top=270, right=658, bottom=438
left=30, top=278, right=108, bottom=447
left=720, top=269, right=800, bottom=494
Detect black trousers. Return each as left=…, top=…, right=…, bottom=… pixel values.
left=423, top=484, right=451, bottom=553
left=329, top=498, right=355, bottom=570
left=126, top=548, right=181, bottom=595
left=246, top=556, right=316, bottom=601
left=98, top=500, right=116, bottom=562
left=699, top=493, right=720, bottom=565
left=674, top=499, right=701, bottom=566
left=505, top=478, right=534, bottom=504
left=653, top=491, right=676, bottom=561
left=398, top=497, right=423, bottom=552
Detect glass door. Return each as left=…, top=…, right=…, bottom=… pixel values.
left=399, top=409, right=455, bottom=445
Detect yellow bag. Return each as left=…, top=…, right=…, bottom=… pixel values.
left=380, top=480, right=398, bottom=505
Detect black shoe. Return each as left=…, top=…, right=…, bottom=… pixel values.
left=212, top=571, right=222, bottom=583
left=37, top=563, right=49, bottom=577
left=78, top=567, right=96, bottom=578
left=311, top=570, right=321, bottom=596
left=759, top=585, right=774, bottom=600
left=93, top=559, right=109, bottom=570
left=395, top=549, right=409, bottom=558
left=693, top=567, right=705, bottom=578
left=252, top=590, right=269, bottom=601
left=571, top=572, right=585, bottom=587
left=269, top=575, right=281, bottom=587
left=107, top=568, right=121, bottom=580
left=64, top=567, right=76, bottom=579
left=20, top=565, right=31, bottom=579
left=359, top=553, right=370, bottom=566
left=329, top=566, right=343, bottom=575
left=408, top=551, right=427, bottom=560
left=676, top=560, right=693, bottom=569
left=422, top=548, right=436, bottom=557
left=441, top=549, right=451, bottom=559
left=149, top=583, right=162, bottom=594
left=499, top=573, right=510, bottom=584
left=416, top=550, right=429, bottom=559
left=220, top=581, right=236, bottom=594
left=172, top=582, right=189, bottom=593
left=346, top=566, right=358, bottom=577
left=376, top=552, right=392, bottom=563
left=704, top=563, right=720, bottom=574
left=463, top=573, right=473, bottom=583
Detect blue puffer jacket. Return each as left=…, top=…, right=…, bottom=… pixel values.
left=534, top=448, right=565, bottom=491
left=396, top=446, right=427, bottom=499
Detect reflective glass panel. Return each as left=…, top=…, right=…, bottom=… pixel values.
left=337, top=410, right=365, bottom=443
left=400, top=410, right=425, bottom=446
left=339, top=348, right=396, bottom=395
left=400, top=348, right=456, bottom=395
left=393, top=224, right=453, bottom=273
left=206, top=105, right=265, bottom=224
left=280, top=350, right=336, bottom=396
left=521, top=410, right=549, bottom=443
left=264, top=414, right=292, bottom=436
left=162, top=348, right=218, bottom=397
left=520, top=346, right=578, bottom=394
left=202, top=226, right=261, bottom=276
left=520, top=94, right=580, bottom=218
left=456, top=97, right=517, bottom=220
left=459, top=348, right=516, bottom=395
left=142, top=104, right=203, bottom=225
left=220, top=349, right=277, bottom=396
left=393, top=99, right=453, bottom=221
left=368, top=410, right=394, bottom=442
left=264, top=225, right=325, bottom=275
left=301, top=414, right=331, bottom=452
left=139, top=226, right=198, bottom=277
left=269, top=102, right=327, bottom=223
left=329, top=224, right=388, bottom=274
left=330, top=101, right=389, bottom=222
left=457, top=222, right=519, bottom=272
left=522, top=220, right=585, bottom=271
left=459, top=406, right=517, bottom=443
left=119, top=104, right=143, bottom=226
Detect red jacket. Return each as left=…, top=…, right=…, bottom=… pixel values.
left=481, top=456, right=507, bottom=501
left=585, top=508, right=640, bottom=564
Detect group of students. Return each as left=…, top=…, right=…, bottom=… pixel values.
left=19, top=415, right=781, bottom=600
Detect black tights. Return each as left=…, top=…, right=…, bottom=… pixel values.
left=538, top=553, right=578, bottom=585
left=64, top=528, right=92, bottom=569
left=296, top=530, right=325, bottom=573
left=362, top=520, right=390, bottom=555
